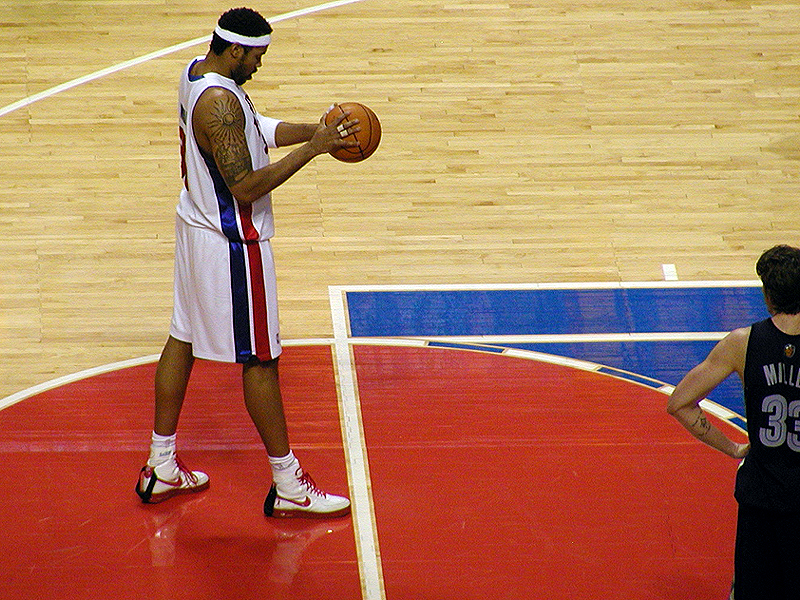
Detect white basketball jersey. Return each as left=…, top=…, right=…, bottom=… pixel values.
left=177, top=56, right=281, bottom=241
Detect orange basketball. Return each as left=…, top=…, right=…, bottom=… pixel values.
left=325, top=102, right=381, bottom=163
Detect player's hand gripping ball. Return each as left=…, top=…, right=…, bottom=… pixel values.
left=325, top=102, right=381, bottom=163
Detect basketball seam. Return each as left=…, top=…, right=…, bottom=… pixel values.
left=328, top=103, right=378, bottom=162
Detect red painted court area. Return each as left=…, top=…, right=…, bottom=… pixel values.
left=0, top=344, right=744, bottom=599
left=0, top=346, right=358, bottom=600
left=353, top=345, right=744, bottom=600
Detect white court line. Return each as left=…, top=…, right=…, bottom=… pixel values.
left=0, top=354, right=160, bottom=412
left=332, top=280, right=762, bottom=292
left=503, top=346, right=745, bottom=432
left=1, top=333, right=746, bottom=432
left=329, top=287, right=386, bottom=600
left=0, top=0, right=369, bottom=119
left=413, top=332, right=729, bottom=343
left=0, top=338, right=337, bottom=413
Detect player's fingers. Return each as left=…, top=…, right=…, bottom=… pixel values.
left=328, top=110, right=352, bottom=128
left=336, top=122, right=362, bottom=138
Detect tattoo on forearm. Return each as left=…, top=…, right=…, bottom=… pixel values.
left=208, top=95, right=251, bottom=187
left=690, top=410, right=712, bottom=437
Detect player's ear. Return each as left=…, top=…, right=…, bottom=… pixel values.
left=228, top=43, right=243, bottom=59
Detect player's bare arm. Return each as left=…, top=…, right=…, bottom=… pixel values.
left=194, top=90, right=361, bottom=205
left=207, top=91, right=251, bottom=187
left=275, top=104, right=361, bottom=147
left=274, top=122, right=317, bottom=147
left=192, top=87, right=252, bottom=189
left=667, top=327, right=751, bottom=459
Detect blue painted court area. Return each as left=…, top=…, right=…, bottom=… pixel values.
left=345, top=285, right=770, bottom=419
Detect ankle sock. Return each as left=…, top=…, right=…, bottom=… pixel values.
left=148, top=431, right=176, bottom=467
left=269, top=450, right=302, bottom=494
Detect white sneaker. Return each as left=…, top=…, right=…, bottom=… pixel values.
left=136, top=454, right=209, bottom=503
left=264, top=469, right=350, bottom=518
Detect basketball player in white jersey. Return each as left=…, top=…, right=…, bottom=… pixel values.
left=668, top=245, right=800, bottom=599
left=136, top=7, right=359, bottom=518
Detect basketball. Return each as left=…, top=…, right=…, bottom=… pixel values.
left=325, top=102, right=381, bottom=163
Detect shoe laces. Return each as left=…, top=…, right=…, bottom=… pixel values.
left=297, top=469, right=327, bottom=498
left=174, top=454, right=199, bottom=485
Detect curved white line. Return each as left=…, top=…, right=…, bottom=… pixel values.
left=0, top=0, right=368, bottom=119
left=0, top=354, right=160, bottom=412
left=0, top=338, right=339, bottom=412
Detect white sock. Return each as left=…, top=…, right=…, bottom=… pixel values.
left=269, top=450, right=302, bottom=495
left=148, top=431, right=176, bottom=467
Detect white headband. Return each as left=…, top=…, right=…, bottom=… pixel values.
left=214, top=25, right=271, bottom=47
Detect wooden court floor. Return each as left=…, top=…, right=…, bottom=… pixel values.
left=0, top=0, right=798, bottom=597
left=1, top=0, right=799, bottom=401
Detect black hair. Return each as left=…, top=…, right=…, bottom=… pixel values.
left=756, top=244, right=800, bottom=315
left=210, top=7, right=272, bottom=55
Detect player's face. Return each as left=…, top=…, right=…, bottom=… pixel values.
left=231, top=46, right=268, bottom=86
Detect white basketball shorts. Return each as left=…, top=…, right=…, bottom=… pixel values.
left=170, top=217, right=282, bottom=363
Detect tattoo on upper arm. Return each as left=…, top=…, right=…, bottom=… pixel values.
left=207, top=94, right=251, bottom=187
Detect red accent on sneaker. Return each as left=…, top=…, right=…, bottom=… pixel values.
left=172, top=455, right=201, bottom=486
left=278, top=495, right=313, bottom=508
left=268, top=470, right=351, bottom=518
left=137, top=455, right=209, bottom=504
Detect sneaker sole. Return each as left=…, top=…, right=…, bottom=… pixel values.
left=139, top=480, right=210, bottom=504
left=270, top=504, right=352, bottom=519
left=264, top=485, right=351, bottom=519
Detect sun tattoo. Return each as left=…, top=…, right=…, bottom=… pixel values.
left=208, top=94, right=251, bottom=187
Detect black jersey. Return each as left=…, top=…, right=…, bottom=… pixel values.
left=735, top=318, right=800, bottom=511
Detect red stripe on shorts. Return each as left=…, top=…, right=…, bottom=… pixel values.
left=239, top=204, right=272, bottom=361
left=245, top=243, right=271, bottom=361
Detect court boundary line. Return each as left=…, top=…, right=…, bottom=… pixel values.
left=406, top=332, right=730, bottom=343
left=329, top=288, right=386, bottom=600
left=0, top=0, right=369, bottom=119
left=331, top=280, right=762, bottom=292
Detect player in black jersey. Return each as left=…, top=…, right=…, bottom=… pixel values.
left=668, top=244, right=800, bottom=600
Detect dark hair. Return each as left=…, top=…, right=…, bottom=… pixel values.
left=210, top=7, right=272, bottom=55
left=756, top=245, right=800, bottom=314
